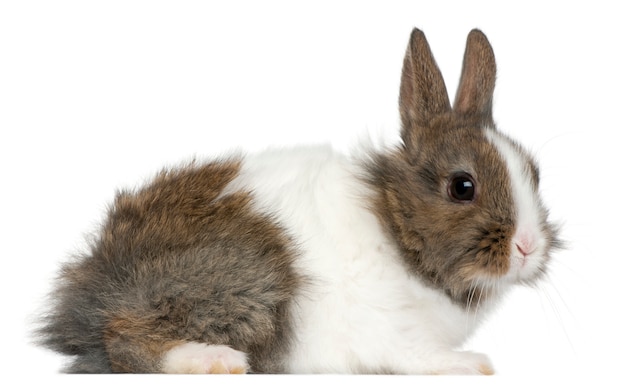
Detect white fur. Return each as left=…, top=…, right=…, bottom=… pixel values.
left=221, top=145, right=494, bottom=374
left=162, top=342, right=248, bottom=374
left=483, top=129, right=549, bottom=283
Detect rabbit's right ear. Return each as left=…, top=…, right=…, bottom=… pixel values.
left=399, top=28, right=451, bottom=146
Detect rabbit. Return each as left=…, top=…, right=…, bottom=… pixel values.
left=36, top=28, right=561, bottom=374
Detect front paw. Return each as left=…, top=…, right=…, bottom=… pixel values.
left=425, top=351, right=494, bottom=375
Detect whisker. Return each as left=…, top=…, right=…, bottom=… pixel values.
left=539, top=281, right=577, bottom=355
left=473, top=281, right=485, bottom=325
left=465, top=278, right=478, bottom=333
left=469, top=279, right=477, bottom=308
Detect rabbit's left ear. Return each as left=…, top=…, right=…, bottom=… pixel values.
left=399, top=28, right=452, bottom=145
left=453, top=29, right=497, bottom=123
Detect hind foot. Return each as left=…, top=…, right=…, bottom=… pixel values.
left=161, top=342, right=248, bottom=374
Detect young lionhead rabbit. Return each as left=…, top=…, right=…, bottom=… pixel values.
left=38, top=28, right=560, bottom=374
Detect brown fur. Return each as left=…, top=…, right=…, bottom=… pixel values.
left=39, top=158, right=301, bottom=373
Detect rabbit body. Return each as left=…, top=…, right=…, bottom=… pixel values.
left=220, top=146, right=492, bottom=374
left=38, top=29, right=560, bottom=374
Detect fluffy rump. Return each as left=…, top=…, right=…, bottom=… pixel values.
left=36, top=158, right=301, bottom=373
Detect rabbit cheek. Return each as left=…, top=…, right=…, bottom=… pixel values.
left=472, top=224, right=514, bottom=278
left=451, top=220, right=515, bottom=304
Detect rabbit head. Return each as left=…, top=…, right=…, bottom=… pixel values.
left=367, top=29, right=561, bottom=308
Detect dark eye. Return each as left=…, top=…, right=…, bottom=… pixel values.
left=447, top=172, right=477, bottom=202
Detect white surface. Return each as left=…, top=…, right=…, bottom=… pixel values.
left=1, top=0, right=623, bottom=381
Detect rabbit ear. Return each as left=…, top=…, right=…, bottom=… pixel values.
left=453, top=29, right=497, bottom=122
left=399, top=28, right=451, bottom=143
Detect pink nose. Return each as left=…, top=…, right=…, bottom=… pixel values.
left=514, top=229, right=536, bottom=257
left=515, top=236, right=536, bottom=257
left=516, top=243, right=530, bottom=257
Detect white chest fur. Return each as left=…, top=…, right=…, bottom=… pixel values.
left=222, top=145, right=491, bottom=374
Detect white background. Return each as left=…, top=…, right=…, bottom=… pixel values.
left=1, top=0, right=624, bottom=383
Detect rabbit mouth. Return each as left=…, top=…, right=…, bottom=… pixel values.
left=466, top=230, right=556, bottom=291
left=505, top=220, right=562, bottom=285
left=455, top=249, right=550, bottom=310
left=452, top=222, right=555, bottom=301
